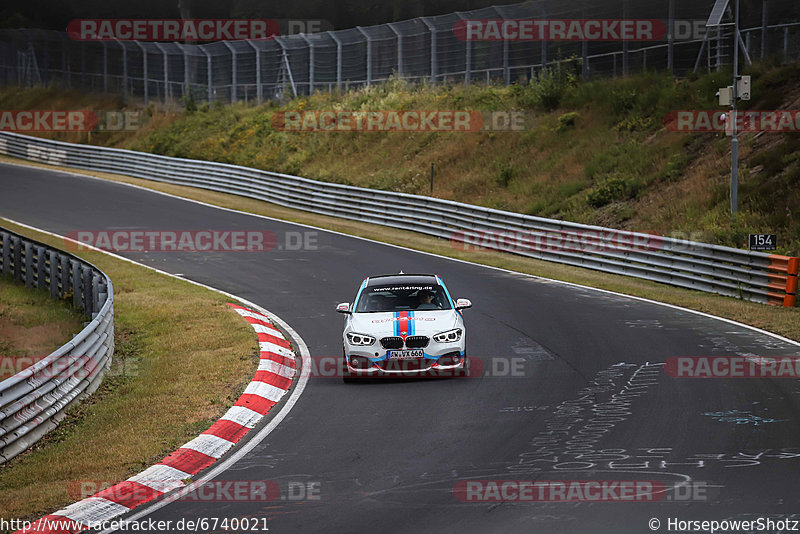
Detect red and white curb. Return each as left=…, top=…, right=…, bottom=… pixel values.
left=17, top=304, right=297, bottom=534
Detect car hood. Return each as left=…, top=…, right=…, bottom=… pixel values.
left=348, top=310, right=460, bottom=337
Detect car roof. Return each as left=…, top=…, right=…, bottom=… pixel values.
left=365, top=274, right=440, bottom=287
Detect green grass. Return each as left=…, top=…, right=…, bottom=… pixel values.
left=6, top=61, right=800, bottom=253
left=0, top=277, right=86, bottom=380
left=0, top=220, right=257, bottom=522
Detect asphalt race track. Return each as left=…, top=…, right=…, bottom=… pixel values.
left=3, top=162, right=800, bottom=533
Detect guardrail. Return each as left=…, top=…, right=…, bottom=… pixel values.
left=0, top=225, right=114, bottom=463
left=0, top=130, right=797, bottom=307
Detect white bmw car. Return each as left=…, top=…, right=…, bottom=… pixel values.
left=336, top=274, right=472, bottom=381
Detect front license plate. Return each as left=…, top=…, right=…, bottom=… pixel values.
left=389, top=350, right=424, bottom=360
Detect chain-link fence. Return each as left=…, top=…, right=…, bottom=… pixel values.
left=1, top=0, right=799, bottom=105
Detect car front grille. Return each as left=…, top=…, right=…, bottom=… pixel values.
left=376, top=359, right=432, bottom=372
left=404, top=336, right=430, bottom=348
left=380, top=336, right=404, bottom=349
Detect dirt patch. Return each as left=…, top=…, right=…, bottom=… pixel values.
left=0, top=279, right=85, bottom=380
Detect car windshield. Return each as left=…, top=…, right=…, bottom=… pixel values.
left=355, top=284, right=452, bottom=312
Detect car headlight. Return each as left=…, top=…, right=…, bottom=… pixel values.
left=346, top=332, right=376, bottom=346
left=433, top=328, right=462, bottom=343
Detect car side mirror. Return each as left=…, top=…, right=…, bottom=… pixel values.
left=455, top=298, right=472, bottom=310
left=336, top=302, right=352, bottom=314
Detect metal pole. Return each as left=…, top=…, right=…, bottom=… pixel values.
left=503, top=40, right=509, bottom=85
left=223, top=41, right=236, bottom=103
left=117, top=40, right=127, bottom=104
left=201, top=46, right=212, bottom=104
left=300, top=34, right=314, bottom=95
left=174, top=42, right=190, bottom=103
left=154, top=42, right=169, bottom=104
left=581, top=40, right=589, bottom=81
left=102, top=42, right=108, bottom=92
left=761, top=0, right=767, bottom=60
left=134, top=41, right=148, bottom=105
left=246, top=40, right=262, bottom=104
left=784, top=27, right=789, bottom=61
left=356, top=27, right=372, bottom=86
left=388, top=23, right=403, bottom=78
left=329, top=32, right=343, bottom=92
left=622, top=0, right=629, bottom=76
left=421, top=18, right=437, bottom=84
left=455, top=13, right=470, bottom=86
left=731, top=0, right=739, bottom=216
left=668, top=0, right=675, bottom=74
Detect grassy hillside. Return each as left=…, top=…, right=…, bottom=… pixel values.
left=3, top=60, right=799, bottom=254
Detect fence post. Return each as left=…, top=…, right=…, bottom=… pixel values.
left=300, top=35, right=315, bottom=94
left=1, top=232, right=10, bottom=277
left=49, top=250, right=58, bottom=298
left=102, top=41, right=108, bottom=92
left=201, top=45, right=212, bottom=103
left=329, top=32, right=343, bottom=92
left=761, top=0, right=768, bottom=60
left=80, top=41, right=86, bottom=88
left=454, top=13, right=471, bottom=85
left=134, top=41, right=148, bottom=105
left=12, top=236, right=22, bottom=283
left=70, top=259, right=80, bottom=309
left=116, top=40, right=127, bottom=104
left=61, top=42, right=68, bottom=86
left=582, top=40, right=589, bottom=81
left=622, top=0, right=629, bottom=76
left=154, top=42, right=169, bottom=103
left=174, top=42, right=189, bottom=102
left=36, top=246, right=47, bottom=289
left=784, top=27, right=789, bottom=61
left=421, top=18, right=437, bottom=84
left=223, top=41, right=237, bottom=103
left=668, top=0, right=675, bottom=74
left=356, top=27, right=372, bottom=86
left=388, top=23, right=403, bottom=78
left=24, top=241, right=34, bottom=288
left=246, top=40, right=262, bottom=104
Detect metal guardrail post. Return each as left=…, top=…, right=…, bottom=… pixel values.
left=36, top=246, right=47, bottom=289
left=24, top=241, right=33, bottom=288
left=49, top=250, right=58, bottom=298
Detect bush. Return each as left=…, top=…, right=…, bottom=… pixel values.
left=557, top=111, right=580, bottom=131
left=496, top=163, right=516, bottom=187
left=586, top=176, right=629, bottom=208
